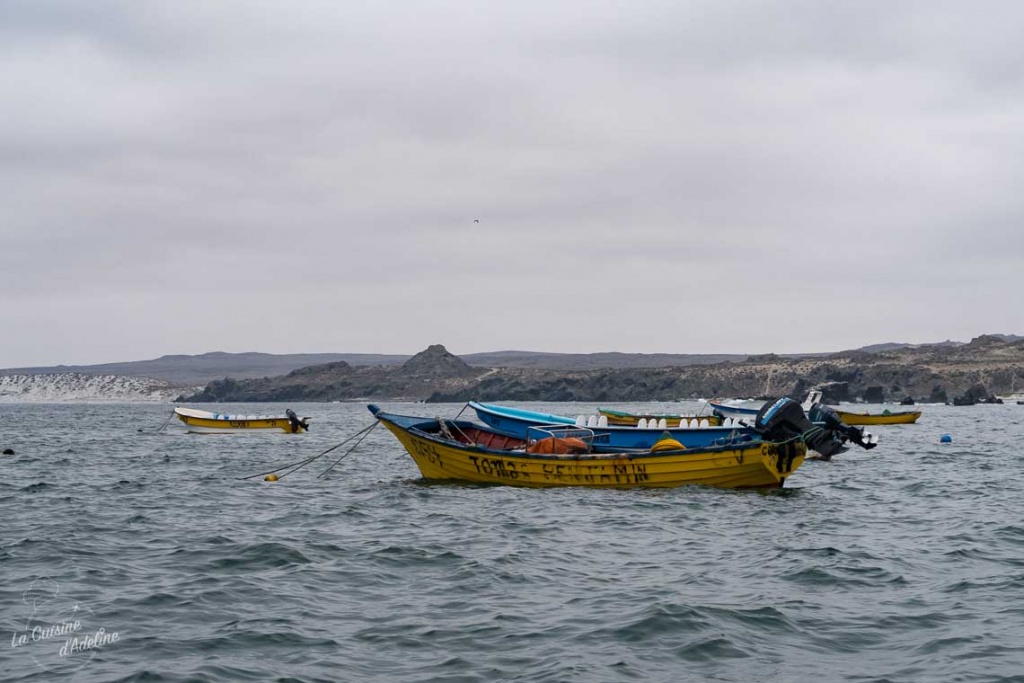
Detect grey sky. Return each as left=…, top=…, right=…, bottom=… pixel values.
left=2, top=0, right=1022, bottom=367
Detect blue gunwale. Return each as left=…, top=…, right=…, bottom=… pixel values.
left=368, top=405, right=767, bottom=460
left=468, top=401, right=757, bottom=451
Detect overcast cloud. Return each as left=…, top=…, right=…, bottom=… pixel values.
left=2, top=0, right=1022, bottom=366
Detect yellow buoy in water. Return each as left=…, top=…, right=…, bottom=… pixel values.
left=264, top=474, right=279, bottom=482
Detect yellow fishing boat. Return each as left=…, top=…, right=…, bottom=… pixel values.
left=369, top=405, right=806, bottom=489
left=174, top=407, right=311, bottom=433
left=833, top=409, right=921, bottom=426
left=597, top=408, right=722, bottom=428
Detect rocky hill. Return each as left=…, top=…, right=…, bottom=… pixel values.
left=176, top=336, right=1024, bottom=404
left=180, top=345, right=489, bottom=402
left=1, top=349, right=760, bottom=384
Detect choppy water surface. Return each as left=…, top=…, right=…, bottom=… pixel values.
left=2, top=401, right=1024, bottom=682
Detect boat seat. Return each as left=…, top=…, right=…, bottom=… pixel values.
left=587, top=415, right=598, bottom=427
left=699, top=419, right=709, bottom=428
left=575, top=415, right=586, bottom=427
left=637, top=418, right=648, bottom=429
left=598, top=415, right=608, bottom=427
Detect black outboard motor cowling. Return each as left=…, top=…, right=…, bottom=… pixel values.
left=286, top=408, right=307, bottom=433
left=808, top=403, right=875, bottom=451
left=754, top=397, right=863, bottom=461
left=754, top=397, right=813, bottom=443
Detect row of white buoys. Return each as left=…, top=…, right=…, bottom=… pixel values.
left=635, top=417, right=716, bottom=429
left=571, top=415, right=743, bottom=430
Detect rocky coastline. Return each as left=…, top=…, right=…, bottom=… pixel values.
left=177, top=336, right=1024, bottom=405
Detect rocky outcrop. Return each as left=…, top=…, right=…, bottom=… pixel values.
left=179, top=345, right=489, bottom=402
left=400, top=344, right=478, bottom=379
left=862, top=386, right=885, bottom=403
left=952, top=382, right=1002, bottom=405
left=816, top=382, right=851, bottom=404
left=177, top=337, right=1024, bottom=403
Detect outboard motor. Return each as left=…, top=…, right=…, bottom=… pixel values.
left=285, top=408, right=309, bottom=433
left=754, top=397, right=813, bottom=443
left=808, top=403, right=876, bottom=452
left=754, top=397, right=874, bottom=461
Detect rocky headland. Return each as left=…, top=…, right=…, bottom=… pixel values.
left=177, top=336, right=1024, bottom=404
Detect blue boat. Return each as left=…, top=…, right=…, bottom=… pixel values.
left=468, top=401, right=756, bottom=451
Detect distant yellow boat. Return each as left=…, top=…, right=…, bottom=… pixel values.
left=597, top=408, right=723, bottom=428
left=174, top=407, right=310, bottom=433
left=833, top=409, right=921, bottom=426
left=369, top=405, right=806, bottom=490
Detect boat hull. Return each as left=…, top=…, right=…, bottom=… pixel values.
left=470, top=402, right=752, bottom=451
left=173, top=408, right=307, bottom=433
left=373, top=409, right=805, bottom=489
left=833, top=410, right=921, bottom=425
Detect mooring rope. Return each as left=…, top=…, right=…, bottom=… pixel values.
left=316, top=421, right=379, bottom=479
left=240, top=421, right=378, bottom=481
left=154, top=409, right=177, bottom=433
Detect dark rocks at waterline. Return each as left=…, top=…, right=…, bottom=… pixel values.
left=929, top=385, right=949, bottom=404
left=954, top=382, right=1000, bottom=406
left=816, top=382, right=851, bottom=404
left=900, top=396, right=916, bottom=405
left=862, top=386, right=885, bottom=403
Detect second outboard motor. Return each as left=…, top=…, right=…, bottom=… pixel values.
left=808, top=403, right=876, bottom=452
left=755, top=397, right=872, bottom=461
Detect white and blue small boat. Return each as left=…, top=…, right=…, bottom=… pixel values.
left=708, top=391, right=825, bottom=422
left=706, top=399, right=762, bottom=421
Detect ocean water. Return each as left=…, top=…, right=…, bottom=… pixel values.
left=2, top=401, right=1023, bottom=683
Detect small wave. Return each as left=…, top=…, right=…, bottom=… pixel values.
left=604, top=603, right=710, bottom=642
left=915, top=634, right=983, bottom=654
left=675, top=635, right=750, bottom=662
left=20, top=482, right=52, bottom=493
left=369, top=545, right=465, bottom=568
left=781, top=566, right=839, bottom=586
left=211, top=543, right=312, bottom=572
left=874, top=611, right=951, bottom=631
left=995, top=525, right=1024, bottom=545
